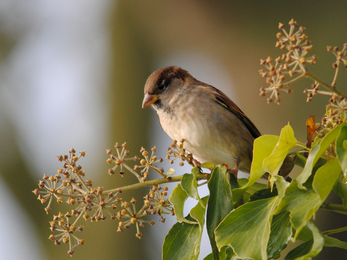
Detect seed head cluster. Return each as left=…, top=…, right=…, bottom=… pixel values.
left=259, top=19, right=317, bottom=104
left=259, top=19, right=347, bottom=138
left=33, top=141, right=193, bottom=255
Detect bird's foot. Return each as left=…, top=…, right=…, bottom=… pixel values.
left=192, top=159, right=204, bottom=173
left=228, top=167, right=238, bottom=179
left=193, top=159, right=201, bottom=167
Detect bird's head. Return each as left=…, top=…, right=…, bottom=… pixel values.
left=142, top=66, right=195, bottom=110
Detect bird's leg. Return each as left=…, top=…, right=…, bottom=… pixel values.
left=228, top=160, right=240, bottom=179
left=193, top=159, right=201, bottom=167
left=193, top=159, right=203, bottom=173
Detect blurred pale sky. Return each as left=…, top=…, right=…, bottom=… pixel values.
left=0, top=0, right=110, bottom=176
left=0, top=1, right=111, bottom=259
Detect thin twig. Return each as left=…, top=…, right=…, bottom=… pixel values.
left=104, top=173, right=210, bottom=194
left=305, top=71, right=346, bottom=98
left=331, top=60, right=341, bottom=87
left=323, top=226, right=347, bottom=236
left=320, top=202, right=347, bottom=214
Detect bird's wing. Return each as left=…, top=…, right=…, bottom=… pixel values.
left=209, top=85, right=261, bottom=139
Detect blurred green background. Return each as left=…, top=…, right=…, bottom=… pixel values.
left=1, top=1, right=346, bottom=259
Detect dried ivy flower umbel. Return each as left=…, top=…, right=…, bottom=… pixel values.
left=33, top=142, right=208, bottom=255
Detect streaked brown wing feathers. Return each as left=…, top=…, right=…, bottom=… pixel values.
left=210, top=86, right=261, bottom=139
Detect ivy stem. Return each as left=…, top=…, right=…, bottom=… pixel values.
left=331, top=60, right=340, bottom=87
left=283, top=73, right=306, bottom=86
left=72, top=209, right=85, bottom=226
left=296, top=141, right=310, bottom=150
left=104, top=173, right=210, bottom=194
left=320, top=202, right=347, bottom=214
left=123, top=163, right=142, bottom=182
left=305, top=71, right=347, bottom=98
left=323, top=226, right=347, bottom=236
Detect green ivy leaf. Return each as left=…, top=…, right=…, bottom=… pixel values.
left=181, top=172, right=200, bottom=201
left=162, top=215, right=201, bottom=260
left=296, top=225, right=314, bottom=241
left=323, top=235, right=347, bottom=250
left=206, top=165, right=234, bottom=259
left=163, top=196, right=208, bottom=260
left=169, top=182, right=196, bottom=224
left=200, top=162, right=215, bottom=169
left=263, top=124, right=297, bottom=187
left=333, top=173, right=347, bottom=208
left=336, top=125, right=347, bottom=177
left=215, top=196, right=278, bottom=260
left=312, top=157, right=341, bottom=201
left=249, top=188, right=278, bottom=202
left=203, top=246, right=235, bottom=260
left=275, top=158, right=341, bottom=237
left=284, top=240, right=312, bottom=260
left=267, top=211, right=293, bottom=259
left=295, top=153, right=307, bottom=168
left=191, top=166, right=200, bottom=177
left=232, top=134, right=279, bottom=203
left=285, top=222, right=323, bottom=260
left=203, top=253, right=214, bottom=260
left=170, top=166, right=209, bottom=225
left=296, top=123, right=345, bottom=189
left=190, top=196, right=208, bottom=227
left=251, top=135, right=279, bottom=180
left=166, top=167, right=209, bottom=260
left=298, top=225, right=347, bottom=250
left=276, top=175, right=291, bottom=199
left=274, top=179, right=320, bottom=237
left=232, top=125, right=294, bottom=203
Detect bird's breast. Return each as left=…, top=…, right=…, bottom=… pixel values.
left=156, top=91, right=254, bottom=170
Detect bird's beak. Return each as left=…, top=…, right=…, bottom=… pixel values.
left=142, top=93, right=158, bottom=108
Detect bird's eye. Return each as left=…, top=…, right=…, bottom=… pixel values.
left=158, top=81, right=166, bottom=91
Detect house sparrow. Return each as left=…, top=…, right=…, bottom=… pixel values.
left=142, top=66, right=294, bottom=177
